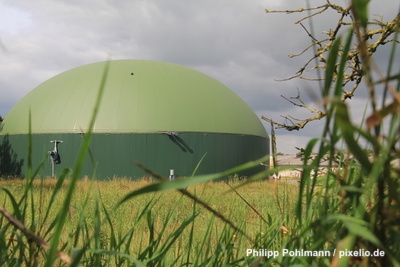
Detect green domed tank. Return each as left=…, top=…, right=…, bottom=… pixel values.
left=1, top=60, right=269, bottom=178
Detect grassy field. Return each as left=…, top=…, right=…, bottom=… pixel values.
left=0, top=176, right=299, bottom=266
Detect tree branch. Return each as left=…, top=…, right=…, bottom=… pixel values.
left=264, top=0, right=399, bottom=131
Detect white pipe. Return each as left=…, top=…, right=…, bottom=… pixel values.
left=169, top=169, right=175, bottom=180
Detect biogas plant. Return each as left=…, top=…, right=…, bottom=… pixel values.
left=0, top=60, right=269, bottom=179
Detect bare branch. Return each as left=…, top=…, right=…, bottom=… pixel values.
left=264, top=0, right=399, bottom=131
left=265, top=5, right=327, bottom=15
left=280, top=88, right=321, bottom=114
left=295, top=6, right=329, bottom=24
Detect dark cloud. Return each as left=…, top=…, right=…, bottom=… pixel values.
left=0, top=0, right=397, bottom=153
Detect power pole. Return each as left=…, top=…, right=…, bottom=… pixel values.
left=270, top=122, right=277, bottom=169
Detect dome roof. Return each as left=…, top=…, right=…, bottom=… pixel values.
left=2, top=60, right=268, bottom=137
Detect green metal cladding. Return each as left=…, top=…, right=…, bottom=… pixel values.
left=1, top=60, right=269, bottom=178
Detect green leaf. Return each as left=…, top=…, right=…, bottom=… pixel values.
left=335, top=102, right=372, bottom=173
left=323, top=37, right=341, bottom=98
left=339, top=186, right=364, bottom=193
left=345, top=221, right=380, bottom=245
left=325, top=214, right=368, bottom=227
left=325, top=214, right=381, bottom=246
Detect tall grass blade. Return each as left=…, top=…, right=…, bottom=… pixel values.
left=45, top=60, right=110, bottom=266
left=323, top=36, right=341, bottom=99
left=121, top=163, right=254, bottom=243
left=120, top=155, right=268, bottom=203
left=190, top=152, right=207, bottom=178
left=335, top=102, right=372, bottom=173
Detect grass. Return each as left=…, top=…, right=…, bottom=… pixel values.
left=0, top=177, right=299, bottom=266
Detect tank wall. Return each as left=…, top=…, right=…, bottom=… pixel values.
left=0, top=133, right=269, bottom=179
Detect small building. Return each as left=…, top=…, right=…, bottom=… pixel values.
left=0, top=60, right=269, bottom=179
left=274, top=154, right=339, bottom=178
left=275, top=155, right=303, bottom=178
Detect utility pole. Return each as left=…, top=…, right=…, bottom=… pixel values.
left=270, top=122, right=277, bottom=169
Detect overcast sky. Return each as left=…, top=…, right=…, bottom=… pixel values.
left=0, top=0, right=398, bottom=154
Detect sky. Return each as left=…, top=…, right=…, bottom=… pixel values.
left=0, top=0, right=398, bottom=154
